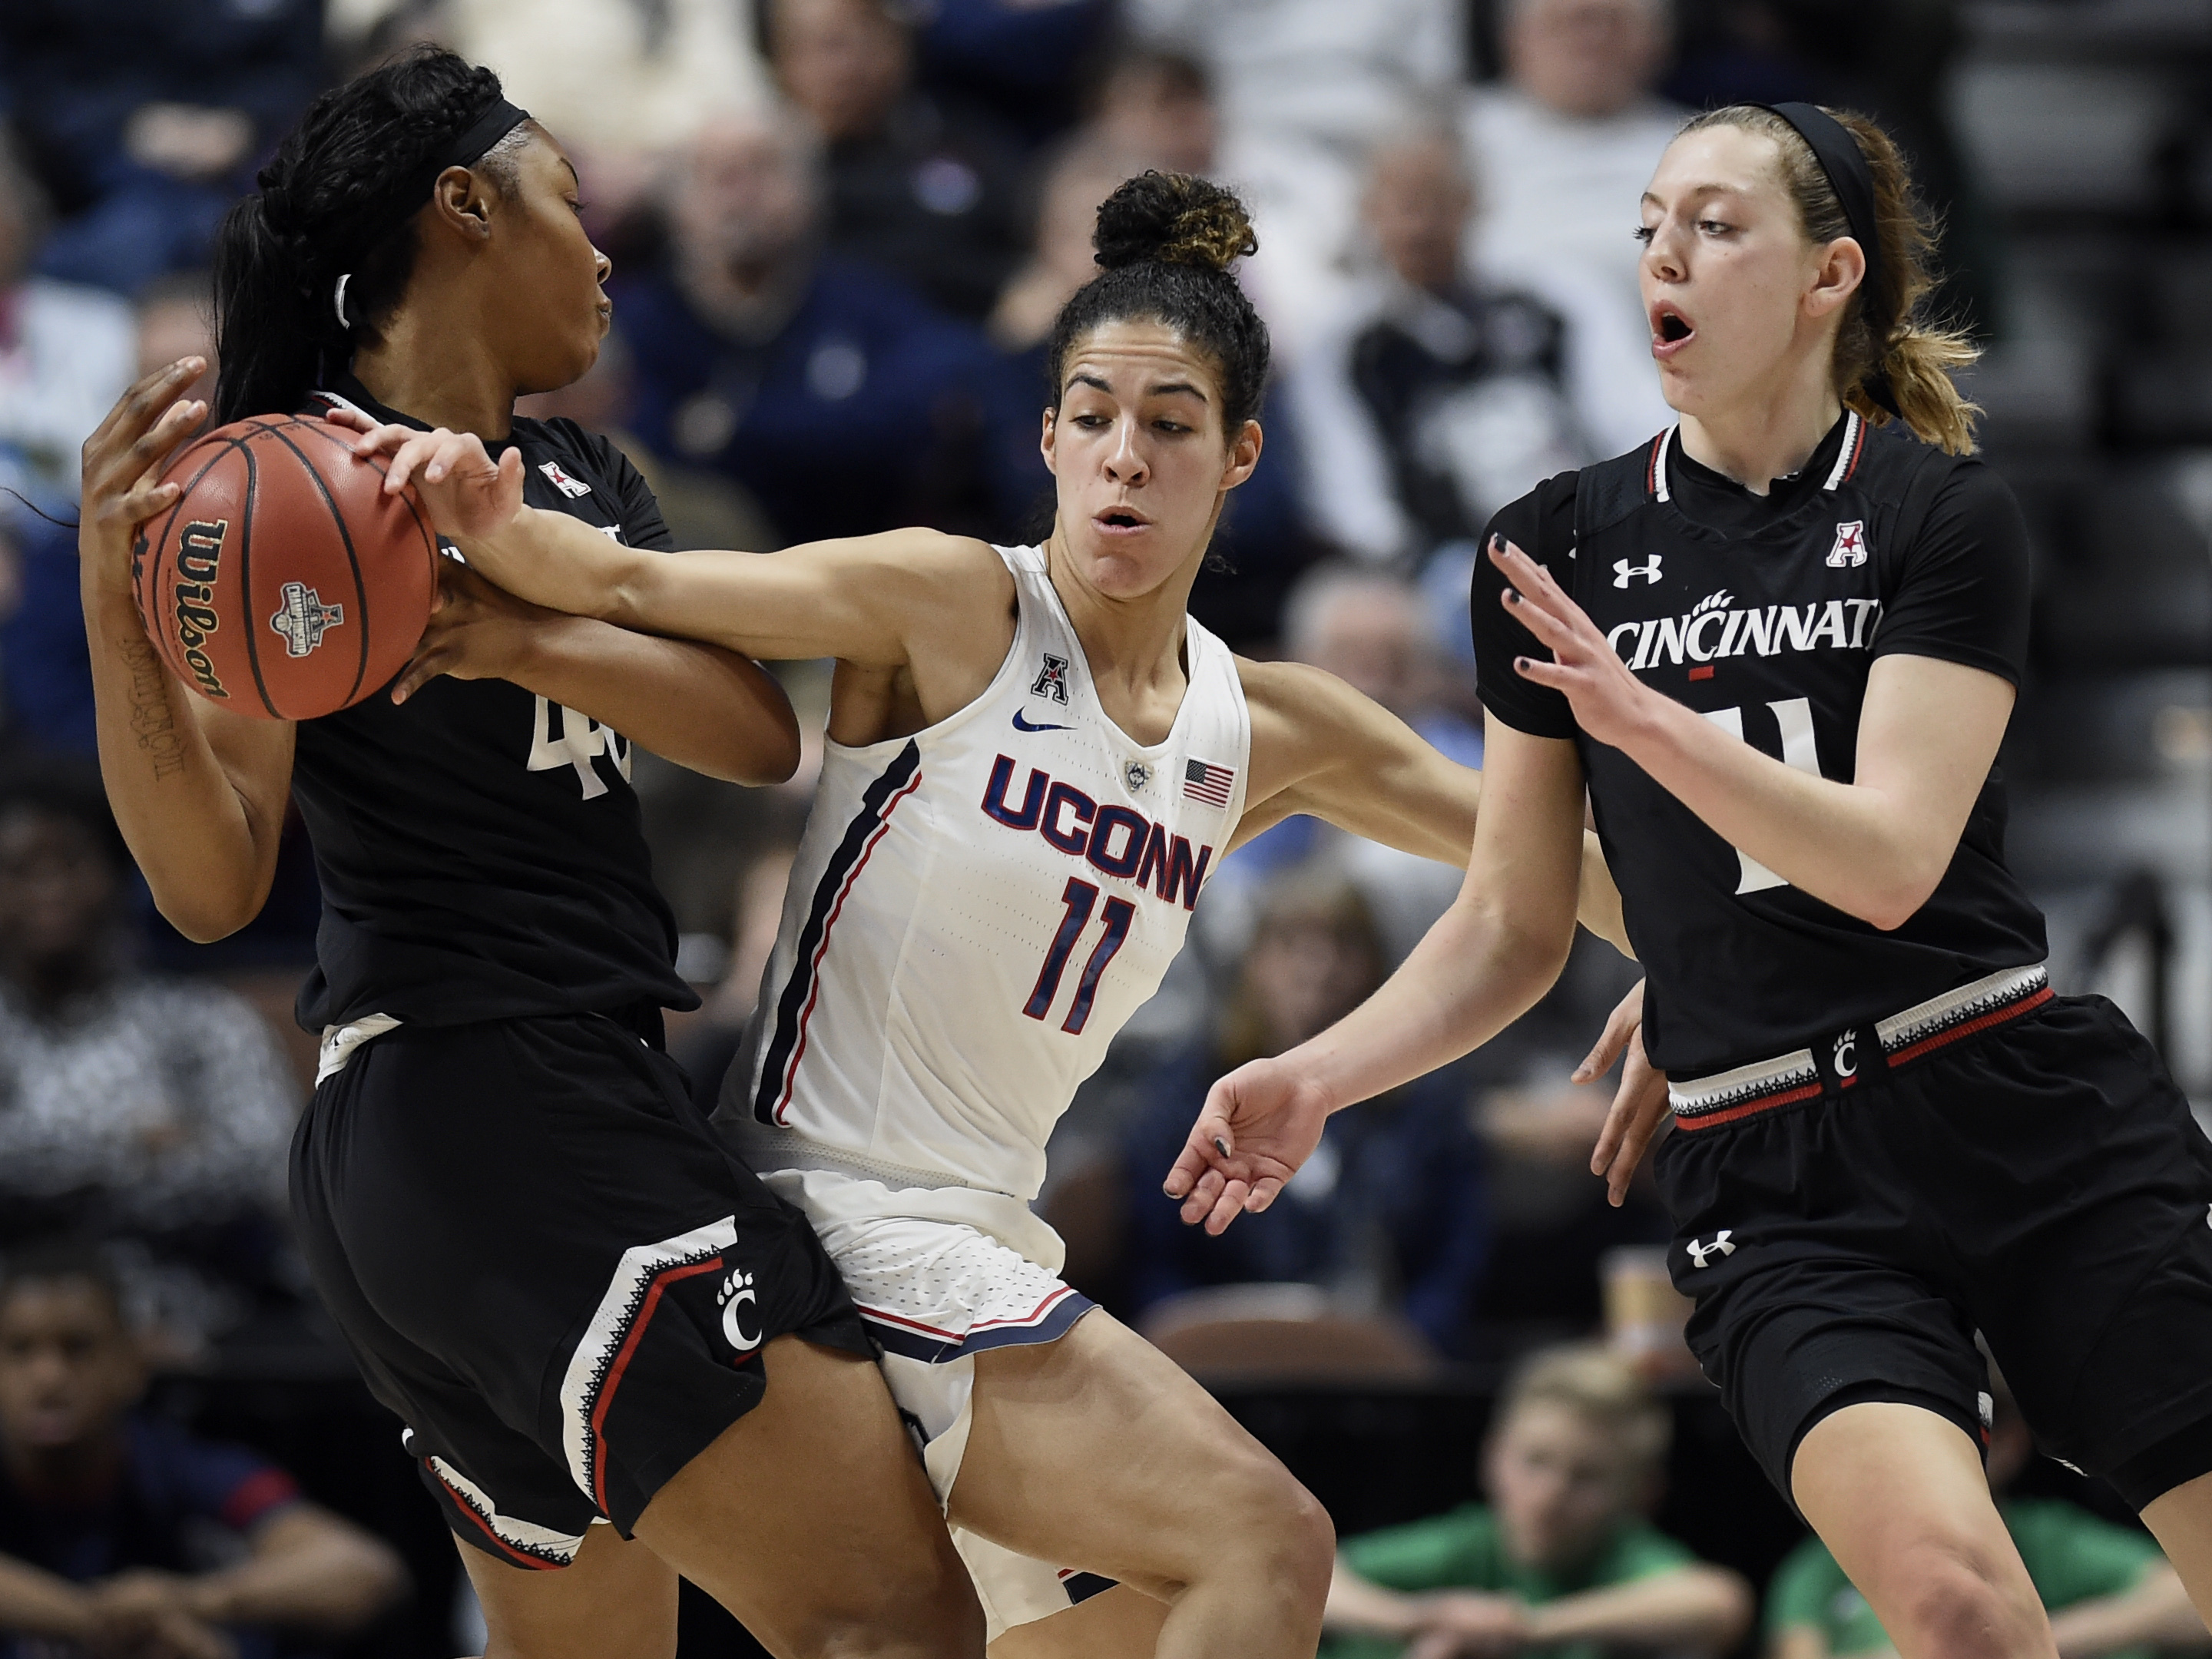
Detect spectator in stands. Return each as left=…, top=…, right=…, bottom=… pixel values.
left=1124, top=869, right=1488, bottom=1353
left=435, top=0, right=774, bottom=231
left=0, top=1241, right=405, bottom=1658
left=1766, top=1371, right=2210, bottom=1659
left=671, top=840, right=801, bottom=1114
left=1206, top=565, right=1479, bottom=962
left=1294, top=124, right=1598, bottom=568
left=908, top=0, right=1114, bottom=144
left=763, top=0, right=1031, bottom=321
left=0, top=137, right=135, bottom=495
left=2, top=270, right=219, bottom=759
left=1124, top=0, right=1468, bottom=356
left=616, top=111, right=1009, bottom=545
left=0, top=0, right=321, bottom=296
left=0, top=768, right=299, bottom=1361
left=1461, top=0, right=1683, bottom=448
left=1091, top=46, right=1219, bottom=178
left=1324, top=1345, right=1753, bottom=1657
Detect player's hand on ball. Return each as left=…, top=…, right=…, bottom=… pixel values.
left=390, top=558, right=553, bottom=704
left=1163, top=1058, right=1330, bottom=1235
left=327, top=409, right=525, bottom=547
left=1582, top=979, right=1671, bottom=1206
left=78, top=357, right=209, bottom=589
left=1488, top=535, right=1657, bottom=751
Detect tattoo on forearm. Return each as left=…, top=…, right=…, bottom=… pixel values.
left=116, top=637, right=187, bottom=780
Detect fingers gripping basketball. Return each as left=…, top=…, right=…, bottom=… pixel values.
left=133, top=416, right=441, bottom=720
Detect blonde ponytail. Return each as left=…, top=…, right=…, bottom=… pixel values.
left=1681, top=104, right=1982, bottom=455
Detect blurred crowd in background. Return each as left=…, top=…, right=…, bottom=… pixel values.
left=0, top=0, right=2207, bottom=1654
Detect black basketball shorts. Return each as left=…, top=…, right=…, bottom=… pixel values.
left=1654, top=989, right=2212, bottom=1512
left=290, top=1010, right=869, bottom=1568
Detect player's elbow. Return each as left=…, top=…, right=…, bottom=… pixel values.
left=1854, top=858, right=1949, bottom=933
left=151, top=879, right=263, bottom=944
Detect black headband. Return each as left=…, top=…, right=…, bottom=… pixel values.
left=331, top=99, right=531, bottom=328
left=1757, top=102, right=1897, bottom=414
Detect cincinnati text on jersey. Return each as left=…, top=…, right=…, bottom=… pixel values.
left=1604, top=588, right=1885, bottom=674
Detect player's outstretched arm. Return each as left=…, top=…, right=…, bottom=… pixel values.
left=1235, top=658, right=1633, bottom=958
left=80, top=359, right=294, bottom=942
left=1491, top=537, right=2015, bottom=930
left=332, top=413, right=1003, bottom=670
left=1163, top=723, right=1588, bottom=1233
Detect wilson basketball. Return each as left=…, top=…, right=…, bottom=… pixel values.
left=134, top=415, right=441, bottom=720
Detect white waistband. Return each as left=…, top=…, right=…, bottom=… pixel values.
left=729, top=1119, right=981, bottom=1193
left=316, top=1014, right=402, bottom=1084
left=1668, top=962, right=2050, bottom=1115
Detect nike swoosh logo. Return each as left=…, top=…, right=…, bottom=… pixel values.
left=1012, top=710, right=1070, bottom=733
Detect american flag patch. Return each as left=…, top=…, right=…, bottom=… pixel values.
left=1183, top=759, right=1234, bottom=807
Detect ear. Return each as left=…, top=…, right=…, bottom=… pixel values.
left=1805, top=235, right=1866, bottom=321
left=429, top=164, right=498, bottom=242
left=1217, top=418, right=1263, bottom=492
left=1038, top=407, right=1058, bottom=476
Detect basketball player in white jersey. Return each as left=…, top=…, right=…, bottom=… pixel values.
left=335, top=171, right=1630, bottom=1658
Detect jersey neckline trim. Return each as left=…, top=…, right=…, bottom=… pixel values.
left=1650, top=410, right=1865, bottom=505
left=1022, top=544, right=1213, bottom=761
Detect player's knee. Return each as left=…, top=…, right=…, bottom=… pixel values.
left=1886, top=1546, right=2042, bottom=1659
left=786, top=1552, right=985, bottom=1659
left=1203, top=1451, right=1336, bottom=1607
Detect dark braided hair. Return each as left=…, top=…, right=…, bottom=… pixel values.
left=1045, top=172, right=1270, bottom=437
left=213, top=47, right=521, bottom=425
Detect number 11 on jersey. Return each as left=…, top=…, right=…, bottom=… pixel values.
left=1025, top=877, right=1135, bottom=1035
left=1702, top=697, right=1820, bottom=894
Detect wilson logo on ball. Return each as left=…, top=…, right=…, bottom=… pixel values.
left=171, top=518, right=230, bottom=699
left=270, top=581, right=346, bottom=658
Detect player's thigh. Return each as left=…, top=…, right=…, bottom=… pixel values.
left=986, top=1585, right=1168, bottom=1659
left=949, top=1310, right=1332, bottom=1597
left=1792, top=1401, right=2051, bottom=1659
left=461, top=1519, right=678, bottom=1659
left=631, top=1333, right=983, bottom=1659
left=2139, top=1472, right=2212, bottom=1629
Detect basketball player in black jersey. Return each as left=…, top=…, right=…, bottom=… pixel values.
left=1170, top=104, right=2212, bottom=1658
left=75, top=49, right=980, bottom=1659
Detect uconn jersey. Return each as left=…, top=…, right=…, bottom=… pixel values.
left=732, top=542, right=1251, bottom=1200
left=1473, top=412, right=2046, bottom=1079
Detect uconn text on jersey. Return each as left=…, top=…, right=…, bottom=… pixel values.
left=982, top=754, right=1214, bottom=909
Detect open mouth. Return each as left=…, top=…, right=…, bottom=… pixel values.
left=1097, top=508, right=1147, bottom=530
left=1651, top=303, right=1694, bottom=348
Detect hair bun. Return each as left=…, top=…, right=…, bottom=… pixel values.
left=1093, top=171, right=1257, bottom=274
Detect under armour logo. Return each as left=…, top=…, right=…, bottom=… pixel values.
left=1031, top=654, right=1071, bottom=704
left=1686, top=1230, right=1736, bottom=1268
left=1613, top=556, right=1664, bottom=588
left=1827, top=520, right=1868, bottom=568
left=1833, top=1032, right=1857, bottom=1078
left=717, top=1267, right=762, bottom=1353
left=269, top=581, right=344, bottom=657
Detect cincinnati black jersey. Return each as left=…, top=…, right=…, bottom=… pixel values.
left=1473, top=412, right=2048, bottom=1078
left=288, top=376, right=696, bottom=1031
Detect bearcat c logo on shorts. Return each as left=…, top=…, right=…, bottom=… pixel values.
left=717, top=1267, right=762, bottom=1353
left=270, top=581, right=346, bottom=657
left=171, top=518, right=229, bottom=697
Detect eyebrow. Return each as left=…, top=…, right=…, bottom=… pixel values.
left=561, top=157, right=581, bottom=189
left=1065, top=372, right=1210, bottom=402
left=1643, top=183, right=1744, bottom=207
